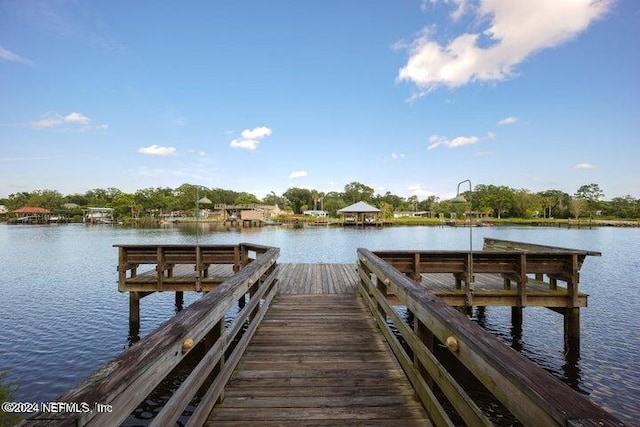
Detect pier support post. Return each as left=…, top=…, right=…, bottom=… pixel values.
left=564, top=308, right=581, bottom=358
left=129, top=292, right=141, bottom=344
left=511, top=307, right=523, bottom=351
left=129, top=291, right=140, bottom=331
left=175, top=291, right=184, bottom=312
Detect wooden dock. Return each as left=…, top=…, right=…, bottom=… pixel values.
left=277, top=263, right=358, bottom=294
left=25, top=241, right=625, bottom=427
left=207, top=293, right=430, bottom=426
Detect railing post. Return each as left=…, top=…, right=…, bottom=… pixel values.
left=118, top=247, right=127, bottom=290
left=375, top=276, right=388, bottom=317
left=157, top=247, right=165, bottom=291
left=204, top=319, right=225, bottom=403
left=413, top=253, right=421, bottom=282
left=233, top=245, right=240, bottom=272
left=414, top=318, right=434, bottom=388
left=517, top=253, right=527, bottom=307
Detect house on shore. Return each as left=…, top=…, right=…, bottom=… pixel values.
left=213, top=204, right=286, bottom=226
left=303, top=210, right=328, bottom=218
left=393, top=210, right=435, bottom=219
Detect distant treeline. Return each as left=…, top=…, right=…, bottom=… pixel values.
left=1, top=182, right=639, bottom=220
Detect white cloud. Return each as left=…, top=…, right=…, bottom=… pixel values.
left=64, top=112, right=91, bottom=125
left=138, top=145, right=177, bottom=156
left=428, top=134, right=480, bottom=150
left=288, top=171, right=308, bottom=179
left=31, top=111, right=106, bottom=130
left=573, top=163, right=596, bottom=169
left=0, top=45, right=32, bottom=65
left=498, top=116, right=518, bottom=125
left=391, top=153, right=406, bottom=160
left=229, top=139, right=259, bottom=150
left=31, top=112, right=63, bottom=128
left=398, top=0, right=611, bottom=91
left=241, top=126, right=272, bottom=139
left=230, top=126, right=273, bottom=151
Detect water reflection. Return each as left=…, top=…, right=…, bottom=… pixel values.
left=1, top=224, right=637, bottom=424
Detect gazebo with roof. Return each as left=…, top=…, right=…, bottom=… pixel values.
left=337, top=201, right=382, bottom=226
left=12, top=207, right=51, bottom=224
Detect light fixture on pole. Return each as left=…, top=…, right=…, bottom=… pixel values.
left=451, top=179, right=474, bottom=305
left=195, top=186, right=212, bottom=246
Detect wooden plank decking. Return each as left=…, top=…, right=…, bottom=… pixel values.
left=206, top=293, right=431, bottom=425
left=277, top=263, right=358, bottom=294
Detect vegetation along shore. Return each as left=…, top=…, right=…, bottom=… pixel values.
left=1, top=181, right=638, bottom=225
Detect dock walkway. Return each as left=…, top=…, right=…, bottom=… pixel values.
left=25, top=241, right=624, bottom=427
left=207, top=293, right=430, bottom=426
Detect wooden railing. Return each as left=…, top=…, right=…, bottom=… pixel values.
left=25, top=244, right=280, bottom=426
left=371, top=246, right=598, bottom=308
left=356, top=248, right=623, bottom=426
left=115, top=243, right=273, bottom=291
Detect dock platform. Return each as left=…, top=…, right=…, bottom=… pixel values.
left=25, top=240, right=624, bottom=427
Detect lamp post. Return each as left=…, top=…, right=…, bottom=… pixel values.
left=451, top=179, right=474, bottom=305
left=195, top=186, right=212, bottom=246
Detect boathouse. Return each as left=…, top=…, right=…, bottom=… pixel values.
left=83, top=207, right=114, bottom=224
left=12, top=206, right=51, bottom=223
left=338, top=201, right=381, bottom=226
left=215, top=203, right=285, bottom=226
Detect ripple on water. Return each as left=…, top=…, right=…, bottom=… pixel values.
left=1, top=224, right=638, bottom=424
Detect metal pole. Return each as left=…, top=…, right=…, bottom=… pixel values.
left=456, top=179, right=474, bottom=299
left=196, top=186, right=199, bottom=246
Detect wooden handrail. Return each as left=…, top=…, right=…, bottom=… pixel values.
left=356, top=248, right=623, bottom=426
left=483, top=237, right=602, bottom=256
left=25, top=246, right=280, bottom=426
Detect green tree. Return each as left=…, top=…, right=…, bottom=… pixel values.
left=475, top=185, right=513, bottom=218
left=234, top=192, right=261, bottom=205
left=6, top=192, right=31, bottom=210
left=262, top=191, right=287, bottom=207
left=418, top=195, right=438, bottom=212
left=375, top=191, right=404, bottom=211
left=344, top=182, right=374, bottom=204
left=283, top=187, right=313, bottom=214
left=537, top=190, right=571, bottom=218
left=111, top=193, right=138, bottom=219
left=575, top=183, right=604, bottom=217
left=512, top=189, right=542, bottom=218
left=173, top=184, right=201, bottom=211
left=85, top=188, right=123, bottom=206
left=25, top=189, right=65, bottom=210
left=323, top=192, right=347, bottom=216
left=607, top=195, right=639, bottom=219
left=570, top=197, right=587, bottom=219
left=378, top=201, right=394, bottom=219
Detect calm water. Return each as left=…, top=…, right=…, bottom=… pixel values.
left=0, top=224, right=638, bottom=424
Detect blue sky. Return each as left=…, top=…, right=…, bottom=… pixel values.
left=1, top=0, right=638, bottom=200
